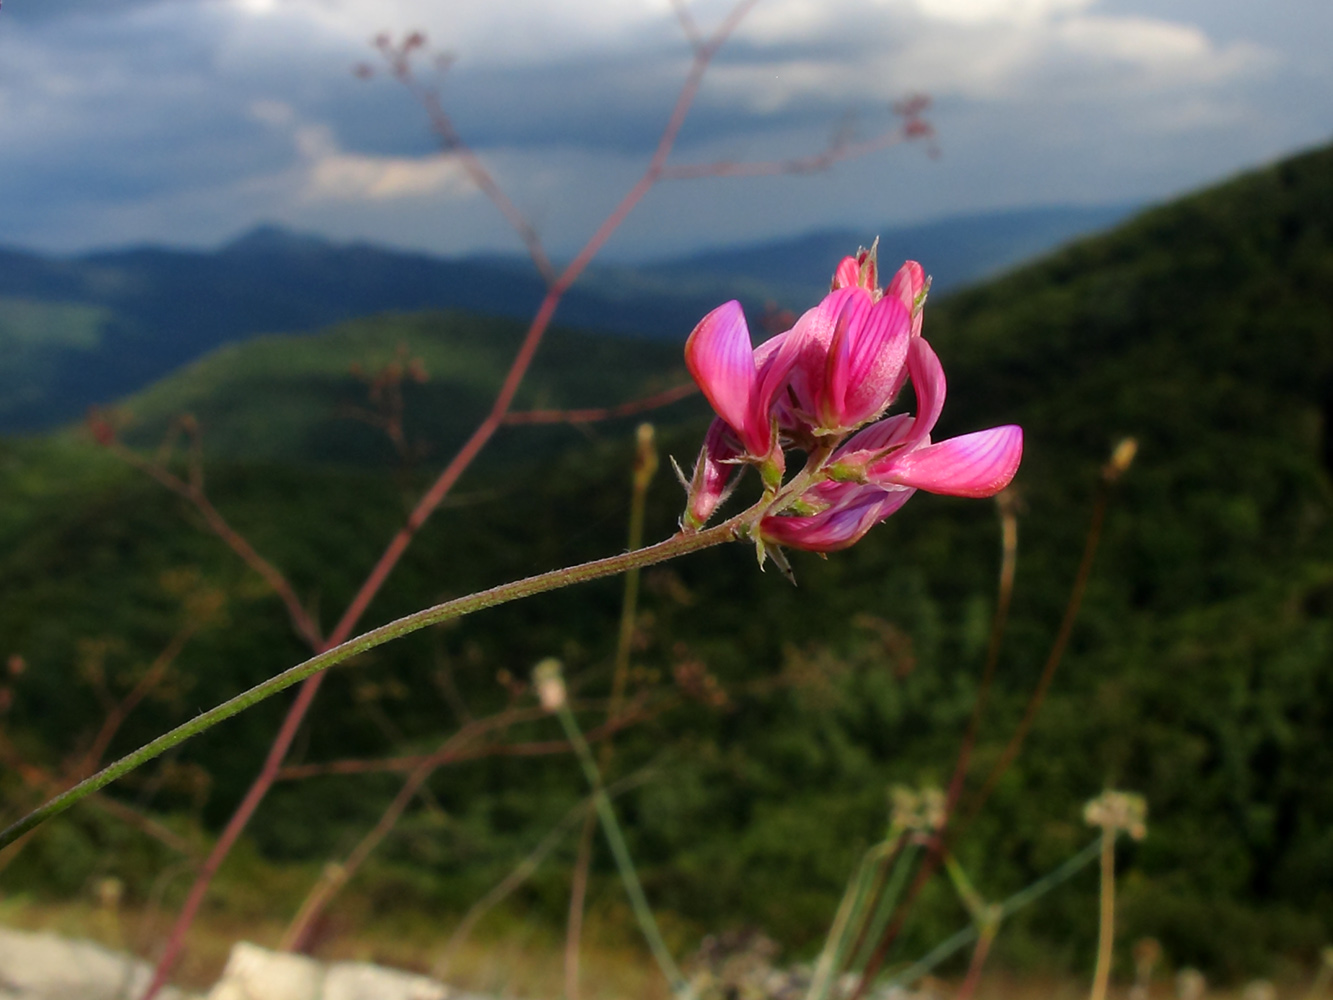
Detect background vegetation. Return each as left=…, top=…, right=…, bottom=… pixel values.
left=2, top=141, right=1332, bottom=982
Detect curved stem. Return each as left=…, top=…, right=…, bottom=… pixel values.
left=0, top=509, right=756, bottom=854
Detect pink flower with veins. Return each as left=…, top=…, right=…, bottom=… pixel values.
left=680, top=248, right=1021, bottom=556
left=760, top=337, right=1022, bottom=551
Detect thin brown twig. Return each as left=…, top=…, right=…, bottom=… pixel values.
left=502, top=383, right=698, bottom=426
left=942, top=490, right=1020, bottom=824
left=80, top=613, right=213, bottom=776
left=661, top=108, right=931, bottom=181
left=668, top=0, right=705, bottom=53
left=279, top=692, right=667, bottom=951
left=962, top=478, right=1112, bottom=829
left=274, top=697, right=669, bottom=781
left=103, top=438, right=323, bottom=650
left=379, top=38, right=556, bottom=284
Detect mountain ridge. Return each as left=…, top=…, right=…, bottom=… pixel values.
left=0, top=203, right=1134, bottom=432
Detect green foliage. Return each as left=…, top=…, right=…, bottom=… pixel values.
left=3, top=142, right=1333, bottom=977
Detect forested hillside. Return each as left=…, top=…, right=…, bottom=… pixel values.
left=1, top=142, right=1331, bottom=977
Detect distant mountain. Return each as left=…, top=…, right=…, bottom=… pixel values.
left=0, top=204, right=1133, bottom=432
left=640, top=203, right=1137, bottom=303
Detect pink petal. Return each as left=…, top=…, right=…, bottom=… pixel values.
left=829, top=413, right=915, bottom=468
left=837, top=294, right=911, bottom=427
left=761, top=486, right=914, bottom=552
left=684, top=418, right=743, bottom=527
left=831, top=256, right=861, bottom=290
left=684, top=301, right=766, bottom=455
left=783, top=287, right=862, bottom=418
left=886, top=260, right=925, bottom=324
left=902, top=336, right=946, bottom=450
left=872, top=425, right=1023, bottom=498
left=820, top=290, right=874, bottom=426
left=884, top=261, right=927, bottom=395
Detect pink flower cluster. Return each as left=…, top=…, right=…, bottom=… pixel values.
left=681, top=247, right=1022, bottom=555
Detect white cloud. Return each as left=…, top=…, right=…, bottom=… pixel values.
left=292, top=124, right=474, bottom=201
left=0, top=0, right=1326, bottom=261
left=910, top=0, right=1092, bottom=25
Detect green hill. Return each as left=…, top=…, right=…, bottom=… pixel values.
left=108, top=309, right=704, bottom=467
left=2, top=141, right=1333, bottom=977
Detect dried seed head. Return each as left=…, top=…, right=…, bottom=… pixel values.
left=890, top=784, right=945, bottom=834
left=532, top=657, right=566, bottom=712
left=1084, top=789, right=1148, bottom=840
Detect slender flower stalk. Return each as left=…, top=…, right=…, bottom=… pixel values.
left=0, top=505, right=764, bottom=854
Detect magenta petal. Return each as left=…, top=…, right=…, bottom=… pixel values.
left=685, top=300, right=765, bottom=455
left=839, top=295, right=911, bottom=427
left=684, top=419, right=743, bottom=528
left=873, top=425, right=1023, bottom=498
left=903, top=336, right=946, bottom=449
left=761, top=486, right=915, bottom=552
left=820, top=290, right=873, bottom=426
left=884, top=260, right=927, bottom=395
left=831, top=256, right=861, bottom=290
left=830, top=413, right=915, bottom=468
left=886, top=261, right=925, bottom=316
left=784, top=287, right=861, bottom=417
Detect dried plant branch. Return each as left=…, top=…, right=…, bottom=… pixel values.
left=502, top=383, right=697, bottom=426
left=668, top=0, right=706, bottom=54
left=661, top=99, right=933, bottom=181
left=99, top=433, right=323, bottom=650
left=375, top=35, right=556, bottom=284
left=274, top=697, right=668, bottom=781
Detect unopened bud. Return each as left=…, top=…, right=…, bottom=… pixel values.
left=532, top=657, right=566, bottom=712
left=1104, top=437, right=1138, bottom=482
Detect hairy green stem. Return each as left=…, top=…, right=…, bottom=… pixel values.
left=0, top=509, right=756, bottom=852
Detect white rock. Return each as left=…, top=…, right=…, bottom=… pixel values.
left=0, top=926, right=196, bottom=1000
left=207, top=943, right=492, bottom=1000
left=323, top=960, right=448, bottom=1000
left=205, top=942, right=325, bottom=1000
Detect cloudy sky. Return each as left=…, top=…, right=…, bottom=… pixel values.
left=1, top=0, right=1330, bottom=261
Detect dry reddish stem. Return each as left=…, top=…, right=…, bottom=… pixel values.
left=279, top=694, right=666, bottom=951
left=106, top=438, right=323, bottom=650
left=502, top=382, right=698, bottom=426
left=274, top=698, right=664, bottom=781
left=955, top=925, right=998, bottom=1000
left=661, top=97, right=932, bottom=180
left=379, top=37, right=556, bottom=284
